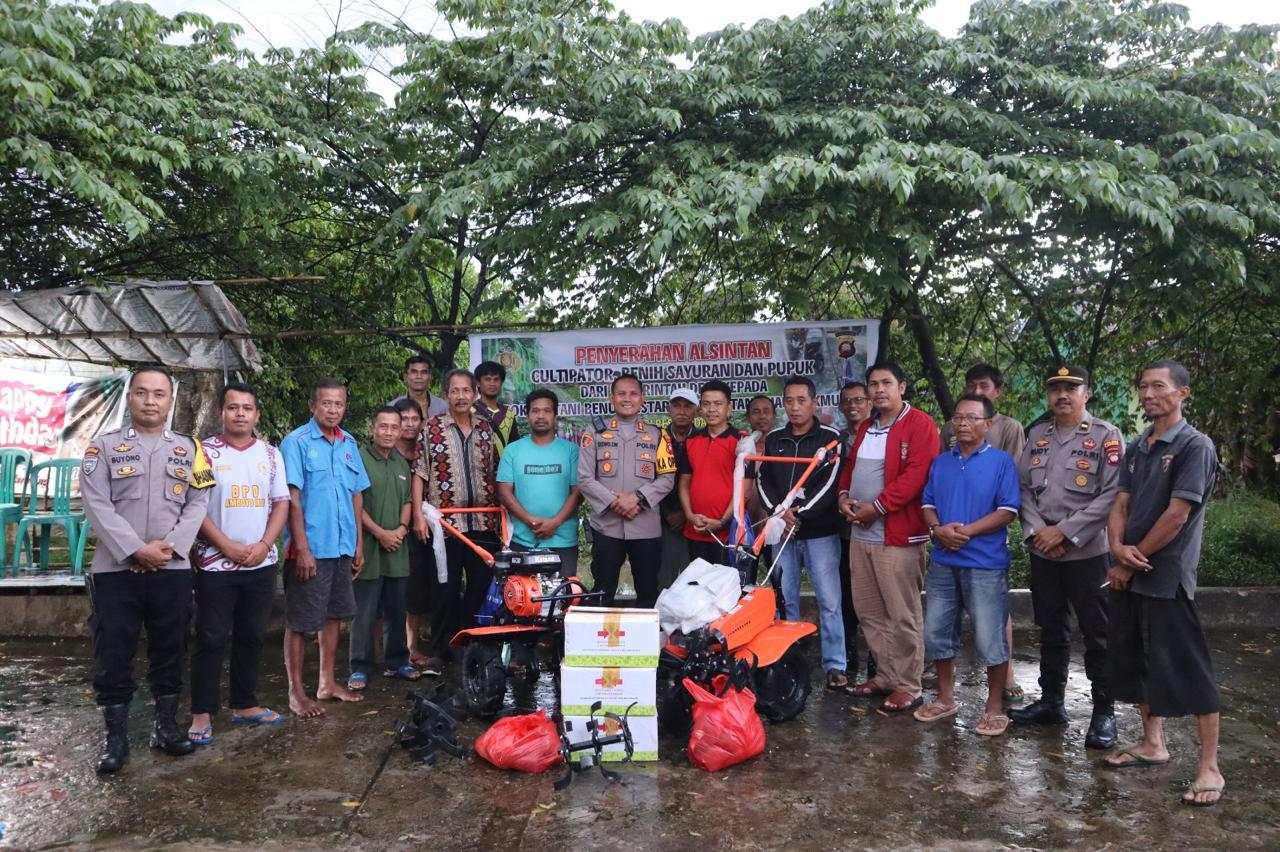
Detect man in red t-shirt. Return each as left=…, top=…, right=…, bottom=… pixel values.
left=677, top=380, right=745, bottom=566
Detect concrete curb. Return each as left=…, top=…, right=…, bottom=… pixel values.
left=2, top=584, right=1279, bottom=638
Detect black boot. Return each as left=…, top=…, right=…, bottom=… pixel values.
left=1009, top=697, right=1069, bottom=725
left=149, top=695, right=194, bottom=756
left=96, top=703, right=130, bottom=774
left=1085, top=706, right=1117, bottom=749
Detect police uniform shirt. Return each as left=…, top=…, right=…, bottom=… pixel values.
left=80, top=427, right=215, bottom=573
left=1018, top=414, right=1123, bottom=561
left=577, top=414, right=676, bottom=540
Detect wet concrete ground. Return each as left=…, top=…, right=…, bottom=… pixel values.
left=1, top=628, right=1277, bottom=851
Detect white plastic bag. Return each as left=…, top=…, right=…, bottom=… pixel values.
left=655, top=559, right=742, bottom=635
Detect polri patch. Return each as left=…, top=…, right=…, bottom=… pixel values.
left=1082, top=438, right=1097, bottom=450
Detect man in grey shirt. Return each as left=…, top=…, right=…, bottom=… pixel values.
left=1100, top=360, right=1224, bottom=809
left=391, top=354, right=448, bottom=418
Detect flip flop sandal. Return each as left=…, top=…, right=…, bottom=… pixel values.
left=346, top=672, right=369, bottom=691
left=913, top=701, right=960, bottom=723
left=231, top=709, right=284, bottom=726
left=187, top=724, right=213, bottom=746
left=1003, top=685, right=1026, bottom=705
left=1100, top=748, right=1171, bottom=770
left=826, top=671, right=849, bottom=691
left=1181, top=784, right=1226, bottom=808
left=385, top=664, right=423, bottom=681
left=976, top=713, right=1010, bottom=736
left=846, top=681, right=890, bottom=697
left=881, top=694, right=924, bottom=714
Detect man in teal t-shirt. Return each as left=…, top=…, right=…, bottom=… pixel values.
left=496, top=389, right=582, bottom=576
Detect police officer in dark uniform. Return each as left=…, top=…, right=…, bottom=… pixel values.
left=1009, top=366, right=1123, bottom=749
left=80, top=364, right=215, bottom=772
left=577, top=373, right=676, bottom=607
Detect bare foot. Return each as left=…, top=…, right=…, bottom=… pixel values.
left=316, top=684, right=365, bottom=703
left=1102, top=742, right=1170, bottom=768
left=288, top=691, right=325, bottom=718
left=1182, top=767, right=1226, bottom=806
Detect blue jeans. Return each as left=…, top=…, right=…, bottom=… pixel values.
left=776, top=534, right=846, bottom=672
left=923, top=562, right=1009, bottom=667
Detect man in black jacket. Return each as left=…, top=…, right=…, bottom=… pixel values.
left=747, top=376, right=846, bottom=690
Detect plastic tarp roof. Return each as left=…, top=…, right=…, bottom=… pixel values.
left=0, top=280, right=261, bottom=371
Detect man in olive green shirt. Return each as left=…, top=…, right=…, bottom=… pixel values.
left=349, top=407, right=417, bottom=688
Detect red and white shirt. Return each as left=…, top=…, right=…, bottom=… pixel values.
left=194, top=435, right=290, bottom=571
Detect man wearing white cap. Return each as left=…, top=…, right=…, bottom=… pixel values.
left=658, top=388, right=699, bottom=588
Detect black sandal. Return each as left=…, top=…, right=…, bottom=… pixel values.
left=826, top=670, right=849, bottom=691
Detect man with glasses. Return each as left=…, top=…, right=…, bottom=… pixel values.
left=915, top=394, right=1020, bottom=736
left=936, top=363, right=1027, bottom=703
left=838, top=380, right=873, bottom=679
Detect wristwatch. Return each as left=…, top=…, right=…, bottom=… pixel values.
left=636, top=492, right=650, bottom=509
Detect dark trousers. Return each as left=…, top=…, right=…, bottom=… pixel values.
left=1029, top=552, right=1110, bottom=707
left=839, top=537, right=865, bottom=671
left=190, top=564, right=277, bottom=715
left=428, top=534, right=497, bottom=658
left=89, top=569, right=193, bottom=706
left=687, top=538, right=725, bottom=567
left=351, top=575, right=410, bottom=674
left=590, top=532, right=662, bottom=608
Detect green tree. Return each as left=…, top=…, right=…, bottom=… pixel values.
left=0, top=0, right=321, bottom=289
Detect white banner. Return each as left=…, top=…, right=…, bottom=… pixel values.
left=470, top=320, right=878, bottom=430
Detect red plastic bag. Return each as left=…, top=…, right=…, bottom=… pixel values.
left=475, top=713, right=564, bottom=772
left=684, top=676, right=766, bottom=772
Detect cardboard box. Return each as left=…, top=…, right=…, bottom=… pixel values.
left=561, top=714, right=658, bottom=762
left=559, top=664, right=656, bottom=717
left=563, top=607, right=661, bottom=668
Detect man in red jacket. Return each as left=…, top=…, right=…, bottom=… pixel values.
left=839, top=362, right=940, bottom=713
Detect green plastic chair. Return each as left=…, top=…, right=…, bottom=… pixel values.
left=0, top=448, right=33, bottom=573
left=72, top=518, right=93, bottom=575
left=13, top=458, right=84, bottom=572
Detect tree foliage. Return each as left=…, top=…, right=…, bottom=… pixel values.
left=1, top=0, right=1277, bottom=484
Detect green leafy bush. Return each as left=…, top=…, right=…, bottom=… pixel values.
left=1198, top=492, right=1280, bottom=587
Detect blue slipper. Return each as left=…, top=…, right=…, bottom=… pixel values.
left=384, top=664, right=422, bottom=681
left=347, top=672, right=369, bottom=691
left=230, top=708, right=284, bottom=726
left=188, top=724, right=213, bottom=746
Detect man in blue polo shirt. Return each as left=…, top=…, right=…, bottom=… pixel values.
left=915, top=394, right=1020, bottom=737
left=280, top=378, right=371, bottom=718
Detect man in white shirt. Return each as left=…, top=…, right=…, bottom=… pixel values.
left=188, top=383, right=292, bottom=741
